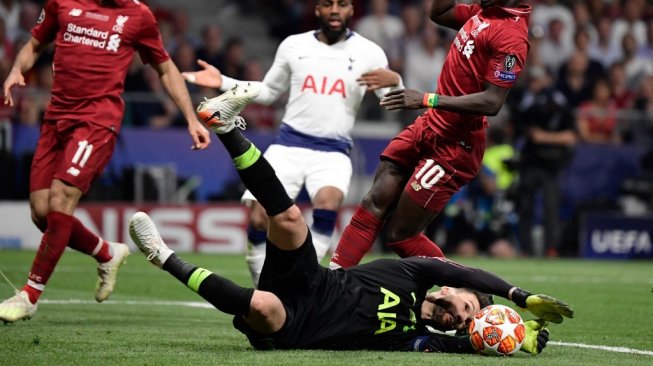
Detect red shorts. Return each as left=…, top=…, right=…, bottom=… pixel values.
left=381, top=115, right=486, bottom=212
left=30, top=120, right=117, bottom=193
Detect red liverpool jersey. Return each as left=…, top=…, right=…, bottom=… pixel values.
left=426, top=3, right=530, bottom=141
left=32, top=0, right=169, bottom=132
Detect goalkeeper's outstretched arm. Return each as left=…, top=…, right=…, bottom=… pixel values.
left=406, top=257, right=575, bottom=323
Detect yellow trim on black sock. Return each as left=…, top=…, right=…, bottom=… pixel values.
left=187, top=268, right=212, bottom=292
left=233, top=144, right=261, bottom=170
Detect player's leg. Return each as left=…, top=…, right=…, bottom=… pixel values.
left=241, top=144, right=305, bottom=287
left=244, top=202, right=268, bottom=287
left=129, top=212, right=286, bottom=333
left=382, top=192, right=444, bottom=257
left=0, top=123, right=73, bottom=322
left=216, top=129, right=305, bottom=250
left=310, top=187, right=343, bottom=262
left=28, top=189, right=125, bottom=290
left=59, top=122, right=129, bottom=302
left=329, top=159, right=407, bottom=269
left=382, top=129, right=486, bottom=258
left=305, top=150, right=350, bottom=262
left=329, top=121, right=432, bottom=269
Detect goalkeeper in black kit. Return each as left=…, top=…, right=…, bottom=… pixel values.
left=128, top=85, right=573, bottom=354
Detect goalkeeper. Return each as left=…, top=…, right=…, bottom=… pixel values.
left=129, top=87, right=573, bottom=354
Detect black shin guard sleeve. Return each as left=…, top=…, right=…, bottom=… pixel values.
left=162, top=254, right=197, bottom=284
left=197, top=274, right=255, bottom=316
left=237, top=158, right=294, bottom=216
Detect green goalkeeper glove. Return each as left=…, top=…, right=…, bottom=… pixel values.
left=520, top=319, right=549, bottom=355
left=525, top=294, right=574, bottom=324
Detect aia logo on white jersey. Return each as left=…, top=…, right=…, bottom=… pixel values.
left=112, top=15, right=129, bottom=34
left=69, top=9, right=82, bottom=17
left=462, top=40, right=475, bottom=59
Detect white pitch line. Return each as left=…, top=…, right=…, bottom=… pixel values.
left=40, top=298, right=214, bottom=309
left=549, top=341, right=653, bottom=356
left=40, top=299, right=653, bottom=356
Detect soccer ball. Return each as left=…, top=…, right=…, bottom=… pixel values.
left=468, top=304, right=525, bottom=356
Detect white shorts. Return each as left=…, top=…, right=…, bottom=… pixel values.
left=241, top=144, right=352, bottom=203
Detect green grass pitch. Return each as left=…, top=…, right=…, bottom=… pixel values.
left=1, top=250, right=652, bottom=365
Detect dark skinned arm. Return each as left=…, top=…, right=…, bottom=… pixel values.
left=429, top=0, right=463, bottom=30
left=379, top=83, right=510, bottom=116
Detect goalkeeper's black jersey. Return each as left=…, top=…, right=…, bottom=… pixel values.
left=234, top=256, right=514, bottom=351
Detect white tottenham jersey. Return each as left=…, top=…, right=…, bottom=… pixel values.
left=221, top=30, right=402, bottom=153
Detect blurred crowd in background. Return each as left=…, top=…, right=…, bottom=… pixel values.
left=0, top=0, right=652, bottom=258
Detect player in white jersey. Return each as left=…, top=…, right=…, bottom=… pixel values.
left=184, top=0, right=402, bottom=286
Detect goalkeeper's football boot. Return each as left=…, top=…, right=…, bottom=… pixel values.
left=129, top=212, right=174, bottom=268
left=196, top=83, right=261, bottom=134
left=95, top=242, right=130, bottom=303
left=0, top=291, right=37, bottom=324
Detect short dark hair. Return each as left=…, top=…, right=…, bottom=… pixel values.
left=459, top=288, right=494, bottom=309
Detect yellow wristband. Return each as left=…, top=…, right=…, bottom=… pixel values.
left=423, top=93, right=439, bottom=108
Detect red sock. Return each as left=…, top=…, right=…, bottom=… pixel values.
left=387, top=233, right=445, bottom=258
left=68, top=217, right=112, bottom=263
left=22, top=284, right=41, bottom=304
left=331, top=206, right=382, bottom=268
left=26, top=211, right=74, bottom=303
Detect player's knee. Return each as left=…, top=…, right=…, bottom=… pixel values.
left=30, top=211, right=47, bottom=233
left=29, top=200, right=48, bottom=232
left=248, top=291, right=285, bottom=333
left=248, top=202, right=269, bottom=231
left=48, top=184, right=81, bottom=213
left=384, top=226, right=416, bottom=244
left=271, top=205, right=304, bottom=231
left=360, top=194, right=385, bottom=219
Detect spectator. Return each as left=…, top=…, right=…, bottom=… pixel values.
left=634, top=75, right=653, bottom=114
left=388, top=3, right=423, bottom=74
left=167, top=7, right=200, bottom=53
left=240, top=58, right=278, bottom=131
left=621, top=33, right=653, bottom=91
left=355, top=0, right=404, bottom=55
left=15, top=0, right=39, bottom=42
left=0, top=0, right=20, bottom=42
left=555, top=51, right=595, bottom=108
left=538, top=19, right=573, bottom=75
left=588, top=17, right=622, bottom=69
left=403, top=24, right=445, bottom=95
left=571, top=1, right=598, bottom=46
left=572, top=27, right=604, bottom=81
left=0, top=17, right=14, bottom=80
left=516, top=66, right=577, bottom=257
left=638, top=19, right=653, bottom=59
left=609, top=61, right=635, bottom=109
left=217, top=37, right=246, bottom=81
left=196, top=25, right=223, bottom=69
left=610, top=0, right=647, bottom=50
left=437, top=162, right=516, bottom=259
left=577, top=78, right=621, bottom=145
left=531, top=0, right=574, bottom=50
left=123, top=58, right=174, bottom=128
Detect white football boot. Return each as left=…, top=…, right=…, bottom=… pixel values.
left=196, top=83, right=262, bottom=134
left=0, top=291, right=37, bottom=324
left=95, top=242, right=130, bottom=303
left=129, top=212, right=174, bottom=268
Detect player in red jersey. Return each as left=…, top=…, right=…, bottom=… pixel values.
left=330, top=0, right=531, bottom=269
left=0, top=0, right=210, bottom=323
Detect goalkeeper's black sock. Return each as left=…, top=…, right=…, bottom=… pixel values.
left=217, top=130, right=293, bottom=216
left=163, top=254, right=253, bottom=316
